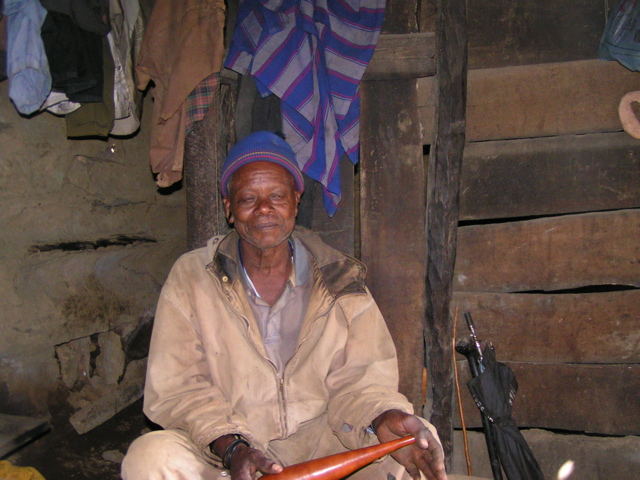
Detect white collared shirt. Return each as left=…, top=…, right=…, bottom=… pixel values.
left=241, top=237, right=313, bottom=374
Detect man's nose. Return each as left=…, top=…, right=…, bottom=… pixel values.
left=255, top=197, right=274, bottom=213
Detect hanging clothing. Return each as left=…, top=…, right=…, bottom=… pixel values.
left=39, top=0, right=110, bottom=36
left=65, top=37, right=115, bottom=137
left=41, top=10, right=105, bottom=104
left=4, top=0, right=51, bottom=115
left=108, top=0, right=146, bottom=136
left=40, top=90, right=81, bottom=115
left=1, top=14, right=8, bottom=82
left=136, top=0, right=226, bottom=188
left=224, top=0, right=385, bottom=215
left=185, top=73, right=219, bottom=135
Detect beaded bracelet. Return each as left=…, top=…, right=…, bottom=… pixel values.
left=222, top=437, right=250, bottom=470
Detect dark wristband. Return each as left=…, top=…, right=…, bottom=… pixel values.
left=222, top=437, right=250, bottom=470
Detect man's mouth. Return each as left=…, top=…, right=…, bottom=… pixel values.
left=253, top=222, right=279, bottom=230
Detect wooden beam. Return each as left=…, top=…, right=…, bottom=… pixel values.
left=418, top=59, right=640, bottom=143
left=360, top=79, right=426, bottom=415
left=423, top=0, right=468, bottom=464
left=452, top=291, right=640, bottom=364
left=465, top=0, right=605, bottom=69
left=418, top=0, right=605, bottom=69
left=459, top=132, right=640, bottom=221
left=454, top=362, right=640, bottom=436
left=364, top=33, right=436, bottom=80
left=454, top=209, right=640, bottom=293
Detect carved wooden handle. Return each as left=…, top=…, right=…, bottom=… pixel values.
left=261, top=436, right=416, bottom=480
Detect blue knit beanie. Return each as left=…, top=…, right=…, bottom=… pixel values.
left=220, top=131, right=305, bottom=197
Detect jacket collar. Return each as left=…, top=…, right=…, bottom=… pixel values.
left=206, top=226, right=367, bottom=299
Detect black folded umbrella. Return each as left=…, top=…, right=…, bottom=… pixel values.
left=467, top=346, right=545, bottom=480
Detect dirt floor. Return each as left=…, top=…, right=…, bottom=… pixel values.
left=5, top=398, right=148, bottom=480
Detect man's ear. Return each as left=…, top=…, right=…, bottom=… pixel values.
left=294, top=190, right=302, bottom=216
left=222, top=197, right=234, bottom=224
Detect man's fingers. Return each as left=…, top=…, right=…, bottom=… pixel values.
left=231, top=447, right=282, bottom=480
left=409, top=432, right=447, bottom=480
left=403, top=461, right=421, bottom=480
left=426, top=435, right=446, bottom=471
left=375, top=412, right=448, bottom=480
left=415, top=432, right=430, bottom=450
left=396, top=447, right=444, bottom=480
left=251, top=452, right=282, bottom=475
left=414, top=455, right=437, bottom=480
left=261, top=460, right=283, bottom=474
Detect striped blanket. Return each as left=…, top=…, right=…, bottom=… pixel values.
left=225, top=0, right=385, bottom=215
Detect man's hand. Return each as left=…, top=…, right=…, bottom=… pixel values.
left=229, top=443, right=283, bottom=480
left=372, top=409, right=448, bottom=480
left=211, top=435, right=283, bottom=480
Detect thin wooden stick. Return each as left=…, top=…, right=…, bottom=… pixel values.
left=453, top=306, right=472, bottom=476
left=422, top=366, right=428, bottom=408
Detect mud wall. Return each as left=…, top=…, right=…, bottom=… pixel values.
left=0, top=81, right=187, bottom=423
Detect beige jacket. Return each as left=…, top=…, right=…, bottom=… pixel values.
left=144, top=227, right=413, bottom=462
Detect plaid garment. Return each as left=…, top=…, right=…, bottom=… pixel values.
left=186, top=73, right=219, bottom=134
left=224, top=0, right=385, bottom=215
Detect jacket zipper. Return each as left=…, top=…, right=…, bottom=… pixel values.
left=232, top=309, right=289, bottom=438
left=206, top=265, right=288, bottom=437
left=279, top=376, right=287, bottom=432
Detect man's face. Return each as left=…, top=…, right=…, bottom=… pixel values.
left=223, top=161, right=302, bottom=252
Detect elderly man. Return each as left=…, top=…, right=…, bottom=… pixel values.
left=122, top=131, right=451, bottom=480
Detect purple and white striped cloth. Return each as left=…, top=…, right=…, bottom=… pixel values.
left=225, top=0, right=386, bottom=215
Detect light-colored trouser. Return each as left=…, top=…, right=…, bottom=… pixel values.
left=121, top=428, right=484, bottom=480
left=122, top=430, right=410, bottom=480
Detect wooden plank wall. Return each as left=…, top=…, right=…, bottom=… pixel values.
left=313, top=0, right=640, bottom=440
left=418, top=60, right=640, bottom=142
left=421, top=0, right=606, bottom=70
left=434, top=0, right=640, bottom=436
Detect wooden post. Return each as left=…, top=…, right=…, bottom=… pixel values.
left=184, top=77, right=236, bottom=250
left=360, top=78, right=426, bottom=413
left=424, top=0, right=468, bottom=465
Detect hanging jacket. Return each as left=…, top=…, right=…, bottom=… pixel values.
left=135, top=0, right=225, bottom=187
left=4, top=0, right=51, bottom=114
left=107, top=0, right=146, bottom=135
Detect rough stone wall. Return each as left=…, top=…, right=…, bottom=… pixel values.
left=0, top=81, right=187, bottom=425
